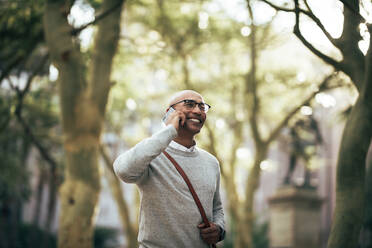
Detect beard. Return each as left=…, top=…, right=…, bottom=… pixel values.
left=181, top=118, right=204, bottom=134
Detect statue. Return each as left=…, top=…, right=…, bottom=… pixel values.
left=283, top=114, right=322, bottom=187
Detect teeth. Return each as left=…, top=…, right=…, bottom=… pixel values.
left=189, top=119, right=201, bottom=123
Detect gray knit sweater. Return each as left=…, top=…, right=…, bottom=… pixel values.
left=113, top=125, right=225, bottom=248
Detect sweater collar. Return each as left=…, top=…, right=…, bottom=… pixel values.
left=169, top=140, right=196, bottom=153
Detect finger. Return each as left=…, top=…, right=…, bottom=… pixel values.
left=165, top=111, right=179, bottom=125
left=201, top=234, right=219, bottom=244
left=201, top=229, right=217, bottom=235
left=201, top=231, right=219, bottom=238
left=200, top=226, right=218, bottom=234
left=198, top=223, right=206, bottom=229
left=179, top=112, right=186, bottom=126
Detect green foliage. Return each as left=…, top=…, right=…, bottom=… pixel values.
left=222, top=219, right=269, bottom=248
left=0, top=95, right=31, bottom=203
left=0, top=0, right=356, bottom=246
left=94, top=226, right=120, bottom=248
left=0, top=77, right=60, bottom=214
left=0, top=0, right=46, bottom=76
left=2, top=223, right=119, bottom=248
left=252, top=221, right=269, bottom=248
left=86, top=0, right=103, bottom=10
left=15, top=223, right=57, bottom=248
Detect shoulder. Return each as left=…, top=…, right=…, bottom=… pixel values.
left=196, top=147, right=219, bottom=166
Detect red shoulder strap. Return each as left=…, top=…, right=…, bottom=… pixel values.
left=163, top=150, right=217, bottom=248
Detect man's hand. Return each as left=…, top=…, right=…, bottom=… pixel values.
left=198, top=222, right=220, bottom=245
left=165, top=110, right=186, bottom=131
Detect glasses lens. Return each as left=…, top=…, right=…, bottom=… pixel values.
left=184, top=100, right=196, bottom=109
left=198, top=103, right=206, bottom=112
left=183, top=100, right=210, bottom=112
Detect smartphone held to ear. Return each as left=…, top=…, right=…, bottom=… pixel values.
left=162, top=107, right=175, bottom=123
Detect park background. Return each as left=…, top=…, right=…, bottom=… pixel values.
left=1, top=0, right=371, bottom=248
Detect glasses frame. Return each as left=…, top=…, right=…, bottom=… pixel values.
left=170, top=99, right=211, bottom=113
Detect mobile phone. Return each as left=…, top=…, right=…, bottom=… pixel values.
left=162, top=107, right=175, bottom=123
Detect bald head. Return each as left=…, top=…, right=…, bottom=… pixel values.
left=168, top=90, right=204, bottom=107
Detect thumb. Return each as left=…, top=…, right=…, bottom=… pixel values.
left=198, top=223, right=206, bottom=229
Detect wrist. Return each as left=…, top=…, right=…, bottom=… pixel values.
left=217, top=225, right=225, bottom=242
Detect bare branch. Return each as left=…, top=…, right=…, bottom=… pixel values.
left=293, top=28, right=343, bottom=70
left=24, top=55, right=49, bottom=99
left=260, top=0, right=293, bottom=12
left=11, top=54, right=57, bottom=169
left=99, top=144, right=116, bottom=175
left=7, top=76, right=18, bottom=92
left=99, top=144, right=138, bottom=247
left=261, top=0, right=365, bottom=23
left=0, top=32, right=44, bottom=87
left=71, top=0, right=124, bottom=36
left=293, top=0, right=344, bottom=71
left=14, top=54, right=48, bottom=115
left=204, top=122, right=225, bottom=177
left=266, top=73, right=337, bottom=144
left=261, top=0, right=365, bottom=84
left=228, top=85, right=244, bottom=174
left=260, top=0, right=342, bottom=57
left=181, top=53, right=192, bottom=89
left=245, top=0, right=263, bottom=145
left=0, top=56, right=24, bottom=87
left=90, top=0, right=125, bottom=114
left=15, top=108, right=58, bottom=168
left=302, top=0, right=339, bottom=48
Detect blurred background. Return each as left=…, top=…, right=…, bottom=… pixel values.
left=1, top=0, right=371, bottom=247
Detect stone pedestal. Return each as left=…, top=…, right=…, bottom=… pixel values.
left=268, top=186, right=323, bottom=248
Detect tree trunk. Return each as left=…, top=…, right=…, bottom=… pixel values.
left=338, top=0, right=365, bottom=90
left=237, top=145, right=268, bottom=248
left=181, top=53, right=192, bottom=89
left=238, top=1, right=262, bottom=246
left=45, top=166, right=58, bottom=231
left=42, top=166, right=59, bottom=248
left=58, top=143, right=101, bottom=248
left=43, top=0, right=125, bottom=247
left=327, top=24, right=372, bottom=248
left=33, top=166, right=46, bottom=226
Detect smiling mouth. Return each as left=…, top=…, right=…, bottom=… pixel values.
left=187, top=118, right=202, bottom=123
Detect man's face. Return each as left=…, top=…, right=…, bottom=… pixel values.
left=171, top=92, right=207, bottom=135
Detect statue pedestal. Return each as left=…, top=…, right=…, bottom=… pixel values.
left=268, top=186, right=323, bottom=248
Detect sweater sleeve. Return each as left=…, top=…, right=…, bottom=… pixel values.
left=113, top=125, right=178, bottom=184
left=213, top=165, right=225, bottom=235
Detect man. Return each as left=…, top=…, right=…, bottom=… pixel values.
left=113, top=90, right=225, bottom=247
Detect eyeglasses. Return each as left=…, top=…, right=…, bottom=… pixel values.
left=170, top=99, right=211, bottom=113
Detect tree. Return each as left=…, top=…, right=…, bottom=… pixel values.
left=194, top=1, right=342, bottom=246
left=83, top=1, right=353, bottom=247
left=257, top=0, right=372, bottom=247
left=43, top=0, right=125, bottom=247
left=118, top=2, right=342, bottom=247
left=0, top=76, right=61, bottom=248
left=1, top=3, right=62, bottom=245
left=0, top=95, right=32, bottom=248
left=0, top=0, right=45, bottom=85
left=361, top=157, right=372, bottom=248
